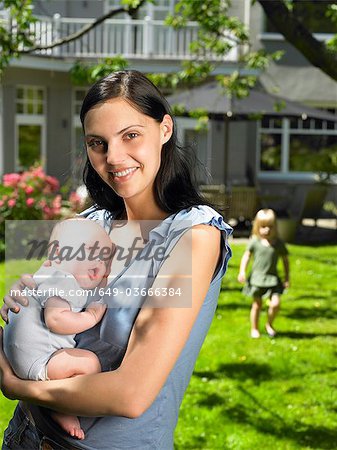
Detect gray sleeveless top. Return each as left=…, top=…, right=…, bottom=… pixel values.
left=29, top=205, right=232, bottom=449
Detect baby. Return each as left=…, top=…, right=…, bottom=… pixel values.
left=4, top=218, right=114, bottom=440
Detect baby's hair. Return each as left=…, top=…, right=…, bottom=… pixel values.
left=47, top=217, right=113, bottom=262
left=48, top=217, right=85, bottom=245
left=252, top=209, right=278, bottom=239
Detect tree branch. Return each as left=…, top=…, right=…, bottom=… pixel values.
left=20, top=0, right=147, bottom=54
left=258, top=0, right=337, bottom=81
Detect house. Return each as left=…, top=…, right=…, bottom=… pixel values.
left=0, top=0, right=242, bottom=187
left=0, top=0, right=336, bottom=220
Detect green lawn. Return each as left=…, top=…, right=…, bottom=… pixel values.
left=1, top=244, right=337, bottom=449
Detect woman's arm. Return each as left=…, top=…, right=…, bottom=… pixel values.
left=0, top=224, right=221, bottom=418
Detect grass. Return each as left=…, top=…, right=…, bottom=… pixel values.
left=1, top=244, right=337, bottom=449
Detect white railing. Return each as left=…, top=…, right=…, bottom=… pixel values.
left=1, top=13, right=239, bottom=61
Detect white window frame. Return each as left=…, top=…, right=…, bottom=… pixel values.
left=15, top=85, right=46, bottom=171
left=257, top=117, right=337, bottom=182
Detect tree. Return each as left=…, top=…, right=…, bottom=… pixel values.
left=258, top=0, right=337, bottom=81
left=0, top=0, right=336, bottom=91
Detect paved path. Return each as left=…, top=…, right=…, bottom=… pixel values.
left=229, top=219, right=337, bottom=245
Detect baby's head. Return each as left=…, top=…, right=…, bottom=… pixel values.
left=48, top=218, right=113, bottom=289
left=252, top=209, right=278, bottom=240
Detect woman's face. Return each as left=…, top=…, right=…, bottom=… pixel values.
left=84, top=98, right=173, bottom=203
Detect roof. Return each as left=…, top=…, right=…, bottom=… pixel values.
left=167, top=82, right=337, bottom=121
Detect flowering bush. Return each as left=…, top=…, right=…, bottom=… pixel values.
left=0, top=165, right=88, bottom=259
left=0, top=166, right=87, bottom=220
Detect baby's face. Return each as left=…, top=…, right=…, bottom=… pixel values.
left=52, top=222, right=114, bottom=289
left=60, top=251, right=108, bottom=289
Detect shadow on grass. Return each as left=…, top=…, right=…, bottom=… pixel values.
left=297, top=253, right=337, bottom=265
left=220, top=285, right=242, bottom=293
left=197, top=393, right=224, bottom=408
left=277, top=330, right=337, bottom=339
left=284, top=307, right=337, bottom=320
left=293, top=294, right=329, bottom=301
left=193, top=386, right=336, bottom=449
left=216, top=302, right=250, bottom=311
left=224, top=386, right=337, bottom=449
left=194, top=362, right=272, bottom=384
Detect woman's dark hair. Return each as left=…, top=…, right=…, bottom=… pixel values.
left=81, top=70, right=215, bottom=216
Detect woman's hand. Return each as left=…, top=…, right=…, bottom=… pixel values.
left=1, top=274, right=37, bottom=322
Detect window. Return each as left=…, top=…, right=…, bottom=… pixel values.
left=16, top=86, right=44, bottom=115
left=15, top=86, right=46, bottom=170
left=260, top=133, right=282, bottom=171
left=264, top=1, right=337, bottom=34
left=259, top=116, right=337, bottom=178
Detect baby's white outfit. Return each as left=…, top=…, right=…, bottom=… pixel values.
left=4, top=265, right=88, bottom=380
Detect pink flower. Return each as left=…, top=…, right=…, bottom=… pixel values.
left=26, top=198, right=35, bottom=207
left=8, top=199, right=16, bottom=207
left=39, top=199, right=47, bottom=208
left=0, top=200, right=4, bottom=207
left=46, top=176, right=59, bottom=192
left=52, top=194, right=62, bottom=208
left=3, top=173, right=21, bottom=187
left=25, top=186, right=34, bottom=195
left=31, top=166, right=45, bottom=179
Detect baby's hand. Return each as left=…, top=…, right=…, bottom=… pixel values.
left=237, top=272, right=246, bottom=284
left=85, top=301, right=107, bottom=324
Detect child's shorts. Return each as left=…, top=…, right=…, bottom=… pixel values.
left=243, top=282, right=284, bottom=299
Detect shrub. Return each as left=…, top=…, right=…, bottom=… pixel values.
left=0, top=165, right=87, bottom=259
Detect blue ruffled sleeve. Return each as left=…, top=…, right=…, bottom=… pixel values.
left=148, top=205, right=232, bottom=285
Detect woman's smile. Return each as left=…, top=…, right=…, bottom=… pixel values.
left=109, top=166, right=140, bottom=183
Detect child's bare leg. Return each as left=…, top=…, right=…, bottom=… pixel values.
left=46, top=348, right=101, bottom=440
left=266, top=293, right=281, bottom=336
left=250, top=297, right=262, bottom=338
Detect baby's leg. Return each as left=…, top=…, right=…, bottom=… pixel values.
left=46, top=348, right=101, bottom=440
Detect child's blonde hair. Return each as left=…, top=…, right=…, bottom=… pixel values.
left=252, top=209, right=278, bottom=239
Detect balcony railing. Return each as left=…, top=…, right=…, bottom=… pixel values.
left=1, top=13, right=239, bottom=61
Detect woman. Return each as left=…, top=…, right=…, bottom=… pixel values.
left=0, top=70, right=232, bottom=449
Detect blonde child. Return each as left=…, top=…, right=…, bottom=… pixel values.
left=4, top=218, right=113, bottom=439
left=238, top=209, right=290, bottom=338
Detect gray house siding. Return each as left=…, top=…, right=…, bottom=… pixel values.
left=46, top=84, right=73, bottom=182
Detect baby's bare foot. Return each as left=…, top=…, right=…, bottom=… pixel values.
left=51, top=412, right=85, bottom=440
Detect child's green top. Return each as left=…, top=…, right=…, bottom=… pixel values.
left=247, top=236, right=288, bottom=288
